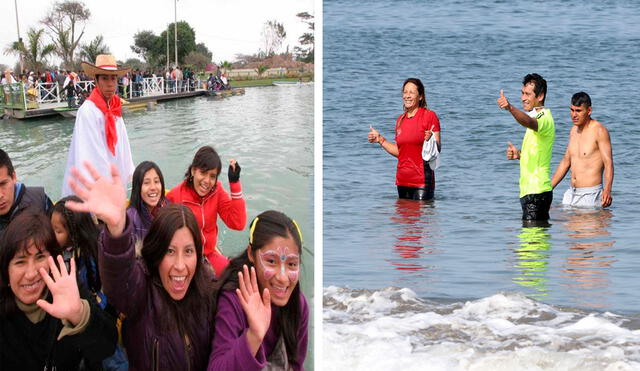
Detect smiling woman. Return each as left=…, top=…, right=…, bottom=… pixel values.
left=167, top=145, right=247, bottom=277
left=65, top=161, right=217, bottom=370
left=127, top=161, right=169, bottom=244
left=0, top=212, right=117, bottom=370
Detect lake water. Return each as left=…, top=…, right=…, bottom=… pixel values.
left=323, top=0, right=640, bottom=369
left=0, top=85, right=315, bottom=368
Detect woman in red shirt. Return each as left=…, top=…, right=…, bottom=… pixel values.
left=368, top=78, right=442, bottom=200
left=167, top=146, right=247, bottom=276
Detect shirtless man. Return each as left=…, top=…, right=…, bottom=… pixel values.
left=551, top=92, right=613, bottom=208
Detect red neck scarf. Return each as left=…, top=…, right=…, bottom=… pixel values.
left=87, top=89, right=122, bottom=155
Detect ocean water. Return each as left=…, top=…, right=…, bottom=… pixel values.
left=323, top=0, right=640, bottom=369
left=0, top=85, right=315, bottom=368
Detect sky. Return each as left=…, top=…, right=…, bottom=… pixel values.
left=0, top=0, right=315, bottom=68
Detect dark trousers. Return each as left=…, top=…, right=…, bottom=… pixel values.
left=520, top=191, right=553, bottom=221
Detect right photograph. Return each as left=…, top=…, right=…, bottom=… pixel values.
left=323, top=1, right=640, bottom=370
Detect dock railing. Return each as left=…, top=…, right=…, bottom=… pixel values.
left=1, top=77, right=204, bottom=110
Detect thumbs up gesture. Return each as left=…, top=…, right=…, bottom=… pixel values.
left=506, top=141, right=520, bottom=160
left=368, top=125, right=381, bottom=143
left=497, top=89, right=511, bottom=111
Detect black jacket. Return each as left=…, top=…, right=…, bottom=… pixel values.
left=0, top=183, right=53, bottom=241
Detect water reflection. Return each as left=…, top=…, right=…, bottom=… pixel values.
left=561, top=209, right=616, bottom=310
left=389, top=199, right=437, bottom=272
left=513, top=225, right=551, bottom=298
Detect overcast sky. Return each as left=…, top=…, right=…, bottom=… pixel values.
left=1, top=0, right=314, bottom=68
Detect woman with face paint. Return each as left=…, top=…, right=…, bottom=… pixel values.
left=0, top=212, right=117, bottom=370
left=208, top=210, right=309, bottom=371
left=66, top=162, right=216, bottom=370
left=167, top=146, right=247, bottom=277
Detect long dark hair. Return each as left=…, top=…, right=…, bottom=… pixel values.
left=215, top=210, right=303, bottom=364
left=184, top=146, right=222, bottom=190
left=129, top=161, right=167, bottom=226
left=402, top=77, right=428, bottom=110
left=52, top=196, right=101, bottom=294
left=0, top=212, right=61, bottom=317
left=141, top=204, right=214, bottom=360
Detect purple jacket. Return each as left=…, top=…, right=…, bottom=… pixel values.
left=100, top=218, right=214, bottom=371
left=208, top=290, right=309, bottom=371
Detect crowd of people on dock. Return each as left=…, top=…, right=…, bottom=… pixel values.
left=2, top=63, right=225, bottom=108
left=369, top=74, right=614, bottom=223
left=0, top=55, right=308, bottom=370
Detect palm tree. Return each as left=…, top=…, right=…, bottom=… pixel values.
left=220, top=60, right=233, bottom=75
left=4, top=27, right=56, bottom=72
left=79, top=35, right=110, bottom=64
left=256, top=64, right=269, bottom=79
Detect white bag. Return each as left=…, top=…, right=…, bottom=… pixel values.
left=421, top=135, right=440, bottom=170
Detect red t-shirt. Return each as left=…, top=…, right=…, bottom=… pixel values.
left=394, top=107, right=441, bottom=187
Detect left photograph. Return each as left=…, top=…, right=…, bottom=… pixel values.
left=0, top=0, right=315, bottom=369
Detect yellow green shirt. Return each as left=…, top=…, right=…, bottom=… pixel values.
left=519, top=108, right=555, bottom=197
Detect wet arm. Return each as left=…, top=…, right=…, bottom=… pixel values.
left=598, top=126, right=614, bottom=195
left=551, top=146, right=571, bottom=189
left=506, top=104, right=538, bottom=131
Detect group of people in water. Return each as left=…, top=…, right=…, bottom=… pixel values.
left=0, top=54, right=308, bottom=370
left=369, top=74, right=614, bottom=222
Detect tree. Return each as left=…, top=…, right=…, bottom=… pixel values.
left=294, top=12, right=314, bottom=63
left=220, top=60, right=233, bottom=74
left=183, top=52, right=209, bottom=71
left=131, top=30, right=160, bottom=65
left=41, top=1, right=91, bottom=69
left=159, top=21, right=196, bottom=66
left=261, top=20, right=286, bottom=57
left=123, top=58, right=145, bottom=71
left=255, top=64, right=269, bottom=78
left=4, top=27, right=56, bottom=72
left=195, top=43, right=213, bottom=60
left=78, top=35, right=110, bottom=63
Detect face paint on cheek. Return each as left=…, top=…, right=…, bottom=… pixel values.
left=263, top=267, right=276, bottom=280
left=287, top=270, right=299, bottom=282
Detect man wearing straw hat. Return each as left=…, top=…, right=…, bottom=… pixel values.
left=61, top=54, right=134, bottom=197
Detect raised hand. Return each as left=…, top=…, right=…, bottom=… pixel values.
left=506, top=141, right=520, bottom=160
left=228, top=159, right=241, bottom=183
left=37, top=255, right=84, bottom=326
left=368, top=125, right=381, bottom=143
left=65, top=162, right=127, bottom=236
left=497, top=89, right=511, bottom=111
left=236, top=264, right=271, bottom=355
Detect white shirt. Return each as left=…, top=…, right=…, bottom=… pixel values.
left=61, top=99, right=134, bottom=197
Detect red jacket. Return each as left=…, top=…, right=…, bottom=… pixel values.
left=167, top=180, right=246, bottom=276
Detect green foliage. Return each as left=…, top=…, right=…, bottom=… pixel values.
left=195, top=43, right=213, bottom=60
left=183, top=51, right=210, bottom=72
left=123, top=58, right=145, bottom=71
left=131, top=22, right=197, bottom=68
left=255, top=64, right=269, bottom=78
left=4, top=27, right=56, bottom=72
left=295, top=12, right=314, bottom=63
left=79, top=35, right=110, bottom=63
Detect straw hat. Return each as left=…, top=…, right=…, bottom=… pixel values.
left=81, top=54, right=130, bottom=78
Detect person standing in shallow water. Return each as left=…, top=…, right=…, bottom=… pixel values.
left=551, top=92, right=613, bottom=208
left=498, top=73, right=555, bottom=222
left=368, top=78, right=442, bottom=200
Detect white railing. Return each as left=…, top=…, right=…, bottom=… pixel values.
left=11, top=77, right=204, bottom=107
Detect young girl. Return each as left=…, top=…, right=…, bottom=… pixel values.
left=51, top=195, right=101, bottom=296
left=209, top=210, right=309, bottom=370
left=127, top=161, right=169, bottom=244
left=167, top=146, right=246, bottom=276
